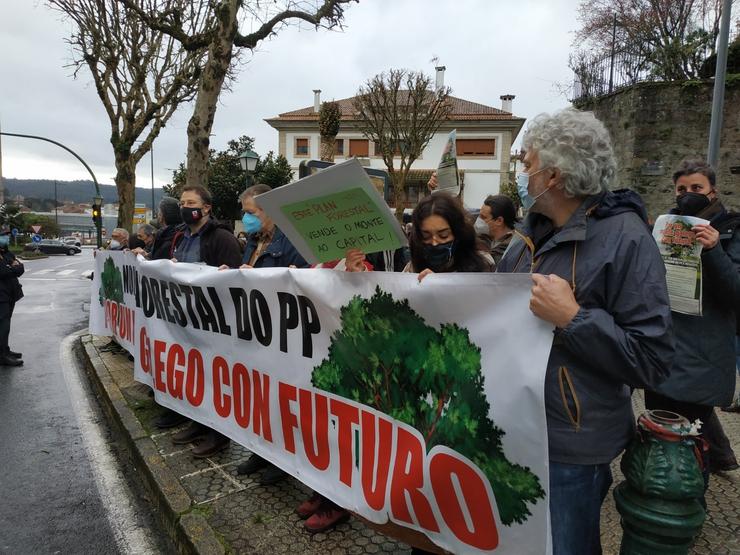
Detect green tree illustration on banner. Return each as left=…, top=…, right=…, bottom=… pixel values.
left=98, top=257, right=124, bottom=307
left=311, top=288, right=545, bottom=525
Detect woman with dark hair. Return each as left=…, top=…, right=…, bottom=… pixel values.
left=405, top=192, right=492, bottom=277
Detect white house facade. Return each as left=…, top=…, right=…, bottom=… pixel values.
left=265, top=70, right=525, bottom=209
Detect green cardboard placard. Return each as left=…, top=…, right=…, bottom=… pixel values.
left=281, top=187, right=403, bottom=263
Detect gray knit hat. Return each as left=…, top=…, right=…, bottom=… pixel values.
left=159, top=196, right=182, bottom=226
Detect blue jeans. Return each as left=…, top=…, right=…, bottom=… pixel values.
left=550, top=462, right=613, bottom=555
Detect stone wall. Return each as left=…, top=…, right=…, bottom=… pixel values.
left=577, top=79, right=740, bottom=218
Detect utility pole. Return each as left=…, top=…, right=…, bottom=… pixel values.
left=0, top=120, right=4, bottom=205
left=54, top=180, right=58, bottom=226
left=151, top=144, right=155, bottom=218
left=608, top=12, right=617, bottom=94
left=707, top=0, right=733, bottom=169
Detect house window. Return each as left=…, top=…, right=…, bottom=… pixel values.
left=335, top=138, right=344, bottom=156
left=456, top=139, right=496, bottom=157
left=349, top=139, right=369, bottom=157
left=295, top=137, right=310, bottom=157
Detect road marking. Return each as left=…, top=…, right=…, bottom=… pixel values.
left=60, top=333, right=159, bottom=554
left=31, top=269, right=54, bottom=275
left=58, top=269, right=76, bottom=276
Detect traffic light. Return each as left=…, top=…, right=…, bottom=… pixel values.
left=92, top=202, right=102, bottom=227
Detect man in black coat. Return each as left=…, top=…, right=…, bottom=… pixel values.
left=0, top=229, right=24, bottom=367
left=167, top=185, right=242, bottom=457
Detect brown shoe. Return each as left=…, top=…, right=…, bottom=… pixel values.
left=192, top=431, right=230, bottom=458
left=171, top=421, right=207, bottom=445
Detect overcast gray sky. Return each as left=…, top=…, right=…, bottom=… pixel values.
left=0, top=0, right=578, bottom=190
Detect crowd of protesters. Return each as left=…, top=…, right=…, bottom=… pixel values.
left=90, top=106, right=739, bottom=554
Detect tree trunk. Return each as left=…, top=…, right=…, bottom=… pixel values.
left=393, top=172, right=406, bottom=224
left=185, top=0, right=239, bottom=188
left=115, top=153, right=137, bottom=232
left=319, top=136, right=335, bottom=162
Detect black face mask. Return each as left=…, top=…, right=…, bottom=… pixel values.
left=423, top=241, right=455, bottom=271
left=181, top=207, right=204, bottom=225
left=676, top=193, right=711, bottom=216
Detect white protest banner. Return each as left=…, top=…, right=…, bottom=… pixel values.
left=89, top=250, right=138, bottom=353
left=90, top=257, right=554, bottom=554
left=653, top=214, right=708, bottom=316
left=254, top=158, right=408, bottom=264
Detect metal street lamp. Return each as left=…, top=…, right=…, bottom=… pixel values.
left=238, top=149, right=259, bottom=187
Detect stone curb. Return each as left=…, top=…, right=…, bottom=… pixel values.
left=78, top=335, right=225, bottom=555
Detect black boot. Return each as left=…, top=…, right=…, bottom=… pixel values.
left=7, top=350, right=22, bottom=358
left=0, top=355, right=23, bottom=367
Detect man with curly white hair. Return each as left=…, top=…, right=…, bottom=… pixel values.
left=497, top=108, right=675, bottom=554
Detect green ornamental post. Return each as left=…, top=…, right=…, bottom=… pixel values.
left=614, top=410, right=706, bottom=554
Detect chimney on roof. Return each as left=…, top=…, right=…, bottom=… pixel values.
left=435, top=66, right=446, bottom=93
left=500, top=94, right=515, bottom=113
left=313, top=89, right=321, bottom=113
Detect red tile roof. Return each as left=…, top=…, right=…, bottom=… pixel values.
left=269, top=94, right=517, bottom=121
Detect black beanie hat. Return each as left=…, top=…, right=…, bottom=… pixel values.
left=159, top=197, right=183, bottom=226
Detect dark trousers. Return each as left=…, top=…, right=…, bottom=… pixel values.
left=0, top=301, right=15, bottom=355
left=703, top=410, right=738, bottom=468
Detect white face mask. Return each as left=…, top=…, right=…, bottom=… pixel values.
left=109, top=240, right=121, bottom=250
left=474, top=216, right=489, bottom=236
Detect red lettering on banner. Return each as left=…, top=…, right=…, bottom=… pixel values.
left=111, top=302, right=118, bottom=335
left=390, top=428, right=439, bottom=532
left=185, top=349, right=204, bottom=407
left=429, top=452, right=499, bottom=550
left=166, top=343, right=185, bottom=399
left=233, top=363, right=251, bottom=429
left=153, top=340, right=167, bottom=393
left=299, top=389, right=330, bottom=471
left=330, top=398, right=359, bottom=486
left=139, top=327, right=151, bottom=374
left=252, top=369, right=272, bottom=442
left=213, top=356, right=231, bottom=418
left=279, top=382, right=298, bottom=453
left=361, top=410, right=393, bottom=511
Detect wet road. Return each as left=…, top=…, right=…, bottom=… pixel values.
left=0, top=249, right=159, bottom=554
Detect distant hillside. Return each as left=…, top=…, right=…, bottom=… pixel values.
left=2, top=178, right=167, bottom=208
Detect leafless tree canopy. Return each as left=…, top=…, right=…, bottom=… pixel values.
left=121, top=0, right=357, bottom=188
left=48, top=0, right=207, bottom=229
left=353, top=69, right=452, bottom=219
left=573, top=0, right=737, bottom=83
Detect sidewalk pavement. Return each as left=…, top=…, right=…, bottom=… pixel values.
left=81, top=334, right=740, bottom=555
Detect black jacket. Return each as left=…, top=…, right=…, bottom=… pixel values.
left=497, top=189, right=674, bottom=465
left=652, top=204, right=740, bottom=406
left=151, top=225, right=178, bottom=261
left=170, top=219, right=242, bottom=268
left=0, top=249, right=24, bottom=303
left=365, top=248, right=410, bottom=272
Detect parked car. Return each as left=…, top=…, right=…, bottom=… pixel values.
left=61, top=236, right=82, bottom=247
left=24, top=239, right=81, bottom=256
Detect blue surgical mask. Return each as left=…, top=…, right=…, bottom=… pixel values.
left=242, top=212, right=262, bottom=234
left=517, top=167, right=551, bottom=211
left=516, top=173, right=535, bottom=211
left=0, top=235, right=9, bottom=248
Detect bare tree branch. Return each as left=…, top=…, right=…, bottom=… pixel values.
left=353, top=69, right=451, bottom=222
left=48, top=0, right=206, bottom=230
